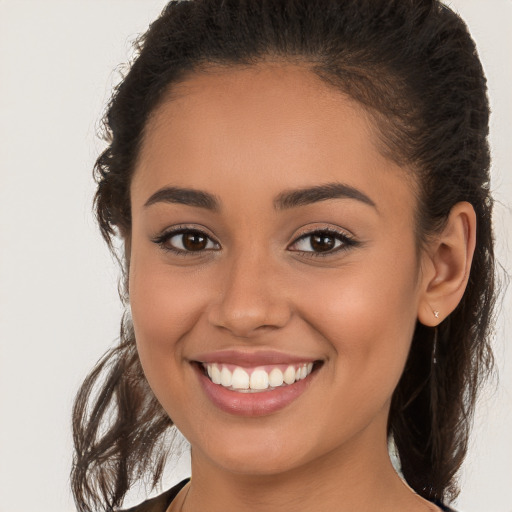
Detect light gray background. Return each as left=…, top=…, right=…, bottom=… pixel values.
left=0, top=1, right=510, bottom=511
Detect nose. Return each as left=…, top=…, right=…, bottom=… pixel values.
left=207, top=251, right=292, bottom=338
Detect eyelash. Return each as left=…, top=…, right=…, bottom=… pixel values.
left=152, top=225, right=359, bottom=258
left=290, top=228, right=359, bottom=257
left=152, top=227, right=220, bottom=257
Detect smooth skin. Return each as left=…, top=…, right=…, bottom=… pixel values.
left=128, top=63, right=476, bottom=512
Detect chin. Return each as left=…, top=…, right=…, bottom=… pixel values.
left=212, top=449, right=305, bottom=477
left=192, top=425, right=314, bottom=476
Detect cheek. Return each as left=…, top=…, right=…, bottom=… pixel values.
left=299, top=256, right=420, bottom=395
left=128, top=251, right=208, bottom=384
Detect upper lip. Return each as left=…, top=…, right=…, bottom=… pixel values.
left=191, top=349, right=320, bottom=367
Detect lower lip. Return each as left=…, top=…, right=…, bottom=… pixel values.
left=195, top=365, right=316, bottom=417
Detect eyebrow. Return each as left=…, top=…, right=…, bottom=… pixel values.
left=144, top=182, right=376, bottom=212
left=144, top=186, right=221, bottom=211
left=273, top=182, right=376, bottom=210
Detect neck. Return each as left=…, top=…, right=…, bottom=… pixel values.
left=183, top=428, right=431, bottom=512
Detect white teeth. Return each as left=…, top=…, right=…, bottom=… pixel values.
left=231, top=367, right=250, bottom=389
left=250, top=369, right=269, bottom=390
left=269, top=368, right=284, bottom=387
left=283, top=365, right=296, bottom=385
left=220, top=367, right=232, bottom=387
left=203, top=362, right=316, bottom=392
left=211, top=365, right=221, bottom=384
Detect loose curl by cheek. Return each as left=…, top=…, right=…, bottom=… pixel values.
left=71, top=1, right=496, bottom=510
left=71, top=315, right=173, bottom=511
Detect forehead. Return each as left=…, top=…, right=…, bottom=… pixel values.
left=133, top=63, right=417, bottom=217
left=140, top=62, right=377, bottom=164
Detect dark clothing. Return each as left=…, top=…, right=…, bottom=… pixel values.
left=119, top=479, right=188, bottom=512
left=119, top=478, right=457, bottom=512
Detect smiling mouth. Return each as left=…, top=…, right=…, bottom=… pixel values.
left=197, top=361, right=322, bottom=393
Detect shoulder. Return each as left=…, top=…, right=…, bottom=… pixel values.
left=118, top=479, right=190, bottom=512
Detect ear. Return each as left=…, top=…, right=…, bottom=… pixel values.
left=417, top=202, right=476, bottom=327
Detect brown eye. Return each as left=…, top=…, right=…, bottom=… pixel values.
left=153, top=228, right=220, bottom=255
left=181, top=232, right=208, bottom=251
left=310, top=233, right=336, bottom=252
left=288, top=229, right=358, bottom=257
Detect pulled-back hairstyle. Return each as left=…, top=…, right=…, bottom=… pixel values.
left=71, top=1, right=496, bottom=510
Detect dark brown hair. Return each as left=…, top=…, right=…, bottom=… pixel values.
left=72, top=1, right=496, bottom=510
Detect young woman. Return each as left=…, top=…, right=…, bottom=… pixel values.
left=71, top=1, right=496, bottom=511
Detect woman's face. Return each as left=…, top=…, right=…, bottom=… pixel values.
left=129, top=63, right=428, bottom=476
